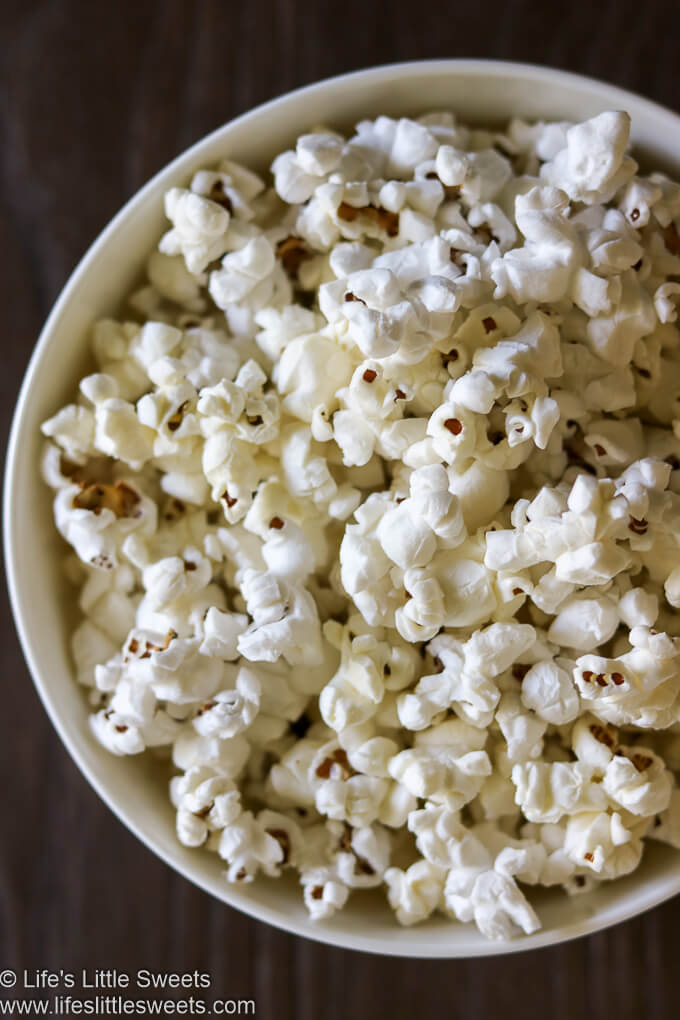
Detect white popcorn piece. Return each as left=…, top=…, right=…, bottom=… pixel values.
left=585, top=272, right=656, bottom=367
left=541, top=112, right=636, bottom=205
left=72, top=620, right=119, bottom=688
left=272, top=133, right=343, bottom=203
left=54, top=480, right=157, bottom=571
left=192, top=669, right=260, bottom=740
left=199, top=607, right=248, bottom=659
left=209, top=236, right=278, bottom=318
left=512, top=760, right=607, bottom=824
left=332, top=822, right=392, bottom=889
left=170, top=766, right=242, bottom=847
left=495, top=692, right=547, bottom=763
left=218, top=810, right=288, bottom=882
left=491, top=187, right=579, bottom=305
left=385, top=860, right=446, bottom=926
left=408, top=803, right=468, bottom=866
left=172, top=728, right=250, bottom=778
left=90, top=707, right=146, bottom=756
left=160, top=188, right=231, bottom=274
left=444, top=868, right=540, bottom=940
left=147, top=251, right=206, bottom=310
left=274, top=333, right=353, bottom=423
left=547, top=594, right=619, bottom=652
left=521, top=660, right=581, bottom=725
left=601, top=747, right=673, bottom=817
left=563, top=811, right=645, bottom=879
left=236, top=569, right=324, bottom=667
left=389, top=719, right=491, bottom=809
left=571, top=714, right=620, bottom=772
left=41, top=404, right=96, bottom=460
left=302, top=872, right=350, bottom=920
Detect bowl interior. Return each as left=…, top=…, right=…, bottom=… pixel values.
left=5, top=60, right=680, bottom=957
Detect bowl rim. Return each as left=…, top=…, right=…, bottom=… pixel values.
left=5, top=57, right=680, bottom=958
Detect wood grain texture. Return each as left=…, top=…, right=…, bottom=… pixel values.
left=1, top=1, right=679, bottom=1016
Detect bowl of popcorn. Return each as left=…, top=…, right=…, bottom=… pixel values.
left=6, top=59, right=680, bottom=956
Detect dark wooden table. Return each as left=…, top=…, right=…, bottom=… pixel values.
left=2, top=2, right=680, bottom=1017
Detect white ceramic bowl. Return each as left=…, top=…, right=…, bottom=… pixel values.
left=6, top=59, right=680, bottom=957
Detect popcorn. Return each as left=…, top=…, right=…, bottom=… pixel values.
left=512, top=761, right=607, bottom=823
left=601, top=747, right=673, bottom=816
left=585, top=271, right=656, bottom=366
left=192, top=670, right=260, bottom=739
left=170, top=766, right=242, bottom=847
left=491, top=187, right=579, bottom=305
left=547, top=594, right=619, bottom=652
left=495, top=692, right=547, bottom=763
left=90, top=706, right=147, bottom=756
left=272, top=134, right=344, bottom=203
left=444, top=869, right=540, bottom=941
left=199, top=607, right=248, bottom=659
left=54, top=480, right=156, bottom=571
left=72, top=620, right=119, bottom=687
left=41, top=405, right=96, bottom=461
left=408, top=803, right=467, bottom=868
left=209, top=237, right=288, bottom=336
left=172, top=729, right=250, bottom=777
left=160, top=188, right=231, bottom=274
left=302, top=873, right=350, bottom=920
left=389, top=719, right=491, bottom=809
left=237, top=571, right=324, bottom=666
left=147, top=251, right=206, bottom=310
left=541, top=112, right=637, bottom=205
left=563, top=811, right=646, bottom=879
left=333, top=822, right=391, bottom=889
left=520, top=660, right=580, bottom=725
left=571, top=714, right=619, bottom=772
left=274, top=333, right=354, bottom=422
left=385, top=860, right=445, bottom=925
left=219, top=810, right=288, bottom=882
left=43, top=106, right=680, bottom=942
left=315, top=770, right=390, bottom=829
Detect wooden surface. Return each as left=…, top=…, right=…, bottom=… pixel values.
left=2, top=2, right=680, bottom=1017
